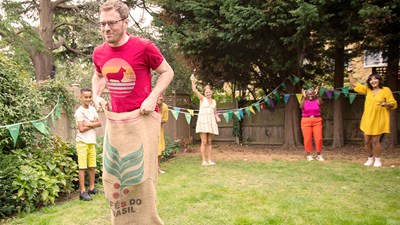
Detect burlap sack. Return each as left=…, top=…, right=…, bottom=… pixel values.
left=103, top=109, right=164, bottom=225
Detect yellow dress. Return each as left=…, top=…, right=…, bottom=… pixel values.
left=354, top=83, right=397, bottom=135
left=158, top=103, right=169, bottom=156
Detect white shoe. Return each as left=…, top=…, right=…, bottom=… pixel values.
left=306, top=155, right=313, bottom=161
left=208, top=160, right=216, bottom=166
left=315, top=155, right=324, bottom=161
left=202, top=161, right=209, bottom=167
left=373, top=158, right=382, bottom=167
left=364, top=157, right=374, bottom=166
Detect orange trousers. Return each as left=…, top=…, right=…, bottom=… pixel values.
left=301, top=117, right=323, bottom=153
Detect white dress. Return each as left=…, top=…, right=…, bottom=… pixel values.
left=195, top=98, right=219, bottom=135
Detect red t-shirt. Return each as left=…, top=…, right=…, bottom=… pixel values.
left=92, top=35, right=164, bottom=112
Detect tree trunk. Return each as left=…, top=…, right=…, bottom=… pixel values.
left=284, top=95, right=302, bottom=148
left=382, top=39, right=399, bottom=147
left=332, top=44, right=345, bottom=148
left=33, top=0, right=54, bottom=81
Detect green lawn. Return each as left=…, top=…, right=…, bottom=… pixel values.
left=4, top=153, right=400, bottom=225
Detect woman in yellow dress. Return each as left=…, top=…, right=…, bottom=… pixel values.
left=349, top=73, right=397, bottom=167
left=157, top=94, right=169, bottom=173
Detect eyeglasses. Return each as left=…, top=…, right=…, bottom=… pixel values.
left=99, top=18, right=126, bottom=28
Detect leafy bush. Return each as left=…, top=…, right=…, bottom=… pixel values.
left=161, top=138, right=181, bottom=161
left=0, top=154, right=22, bottom=218
left=11, top=137, right=78, bottom=213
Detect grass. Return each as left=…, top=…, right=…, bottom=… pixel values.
left=3, top=153, right=400, bottom=225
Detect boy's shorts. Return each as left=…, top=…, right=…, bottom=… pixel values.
left=76, top=142, right=97, bottom=169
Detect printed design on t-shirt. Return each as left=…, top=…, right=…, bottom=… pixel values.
left=102, top=58, right=136, bottom=96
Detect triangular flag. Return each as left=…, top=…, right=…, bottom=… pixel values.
left=349, top=93, right=357, bottom=104
left=50, top=112, right=55, bottom=127
left=171, top=110, right=180, bottom=120
left=187, top=109, right=194, bottom=116
left=284, top=94, right=290, bottom=103
left=334, top=91, right=341, bottom=100
left=249, top=105, right=256, bottom=114
left=254, top=103, right=261, bottom=112
left=234, top=111, right=241, bottom=120
left=32, top=121, right=48, bottom=135
left=7, top=124, right=20, bottom=147
left=319, top=87, right=326, bottom=97
left=325, top=90, right=333, bottom=99
left=173, top=107, right=181, bottom=112
left=223, top=113, right=229, bottom=123
left=296, top=94, right=303, bottom=104
left=273, top=90, right=281, bottom=103
left=184, top=113, right=191, bottom=124
left=291, top=75, right=300, bottom=85
left=245, top=107, right=251, bottom=117
left=342, top=86, right=350, bottom=97
left=260, top=103, right=264, bottom=110
left=228, top=111, right=233, bottom=120
left=239, top=109, right=244, bottom=118
left=55, top=103, right=61, bottom=119
left=269, top=99, right=275, bottom=108
left=305, top=82, right=312, bottom=90
left=280, top=82, right=286, bottom=90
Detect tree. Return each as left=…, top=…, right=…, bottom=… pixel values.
left=0, top=0, right=101, bottom=81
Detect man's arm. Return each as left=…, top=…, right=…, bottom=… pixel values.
left=140, top=59, right=174, bottom=114
left=91, top=72, right=108, bottom=110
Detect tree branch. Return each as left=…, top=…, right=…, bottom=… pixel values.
left=52, top=22, right=80, bottom=31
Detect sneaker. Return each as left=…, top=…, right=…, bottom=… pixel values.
left=315, top=155, right=324, bottom=161
left=202, top=161, right=209, bottom=166
left=306, top=155, right=314, bottom=161
left=158, top=169, right=166, bottom=174
left=88, top=188, right=100, bottom=195
left=364, top=157, right=374, bottom=166
left=373, top=158, right=382, bottom=168
left=79, top=191, right=92, bottom=201
left=208, top=160, right=216, bottom=166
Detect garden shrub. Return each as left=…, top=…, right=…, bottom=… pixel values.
left=11, top=137, right=78, bottom=213
left=0, top=52, right=79, bottom=215
left=161, top=138, right=181, bottom=161
left=0, top=154, right=22, bottom=218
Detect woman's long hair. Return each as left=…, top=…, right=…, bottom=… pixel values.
left=366, top=73, right=383, bottom=90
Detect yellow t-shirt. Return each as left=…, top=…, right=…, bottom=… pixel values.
left=354, top=83, right=397, bottom=135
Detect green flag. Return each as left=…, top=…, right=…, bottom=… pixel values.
left=171, top=110, right=180, bottom=120
left=7, top=124, right=21, bottom=147
left=291, top=75, right=300, bottom=85
left=280, top=82, right=286, bottom=90
left=334, top=91, right=341, bottom=100
left=273, top=90, right=281, bottom=103
left=184, top=113, right=191, bottom=125
left=342, top=86, right=350, bottom=97
left=55, top=103, right=61, bottom=119
left=32, top=121, right=48, bottom=135
left=349, top=93, right=357, bottom=104
left=254, top=103, right=261, bottom=112
left=319, top=87, right=326, bottom=97
left=223, top=113, right=229, bottom=123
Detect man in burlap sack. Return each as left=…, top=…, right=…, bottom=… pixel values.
left=91, top=1, right=174, bottom=224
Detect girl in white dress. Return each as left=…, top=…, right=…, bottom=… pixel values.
left=191, top=78, right=220, bottom=166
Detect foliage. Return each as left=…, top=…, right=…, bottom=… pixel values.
left=161, top=138, right=181, bottom=161
left=0, top=52, right=76, bottom=152
left=0, top=154, right=22, bottom=219
left=11, top=137, right=78, bottom=213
